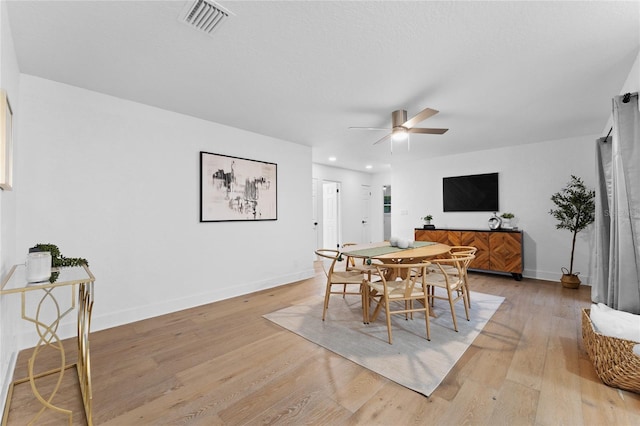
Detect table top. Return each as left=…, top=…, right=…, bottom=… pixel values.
left=0, top=264, right=95, bottom=295
left=342, top=241, right=451, bottom=262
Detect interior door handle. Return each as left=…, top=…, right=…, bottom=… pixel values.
left=362, top=220, right=367, bottom=224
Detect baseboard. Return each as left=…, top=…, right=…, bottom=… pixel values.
left=467, top=268, right=592, bottom=286
left=9, top=268, right=317, bottom=348
left=0, top=351, right=17, bottom=423
left=91, top=268, right=316, bottom=332
left=523, top=268, right=591, bottom=285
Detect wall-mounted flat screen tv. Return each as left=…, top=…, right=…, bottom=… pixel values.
left=443, top=172, right=499, bottom=212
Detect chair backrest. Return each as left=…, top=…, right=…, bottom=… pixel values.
left=315, top=249, right=341, bottom=277
left=431, top=254, right=475, bottom=276
left=374, top=262, right=430, bottom=296
left=450, top=246, right=478, bottom=256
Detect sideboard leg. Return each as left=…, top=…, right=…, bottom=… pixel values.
left=512, top=273, right=523, bottom=281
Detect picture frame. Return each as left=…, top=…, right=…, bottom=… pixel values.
left=0, top=90, right=13, bottom=191
left=200, top=151, right=277, bottom=222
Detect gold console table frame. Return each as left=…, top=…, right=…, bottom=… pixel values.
left=1, top=264, right=95, bottom=425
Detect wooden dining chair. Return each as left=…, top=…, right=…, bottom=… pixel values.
left=425, top=254, right=475, bottom=332
left=429, top=246, right=478, bottom=308
left=315, top=249, right=368, bottom=322
left=365, top=262, right=431, bottom=344
left=450, top=246, right=477, bottom=307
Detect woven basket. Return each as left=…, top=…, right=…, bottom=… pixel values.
left=581, top=308, right=640, bottom=394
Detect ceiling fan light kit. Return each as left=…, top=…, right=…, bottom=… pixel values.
left=391, top=127, right=408, bottom=142
left=351, top=107, right=449, bottom=151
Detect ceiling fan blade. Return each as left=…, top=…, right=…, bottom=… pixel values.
left=403, top=107, right=439, bottom=129
left=408, top=127, right=449, bottom=135
left=348, top=127, right=389, bottom=131
left=372, top=133, right=392, bottom=145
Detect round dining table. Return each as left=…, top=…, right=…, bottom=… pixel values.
left=341, top=241, right=451, bottom=264
left=341, top=241, right=451, bottom=321
left=342, top=240, right=451, bottom=282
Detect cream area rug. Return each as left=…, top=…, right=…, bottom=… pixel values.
left=263, top=290, right=504, bottom=396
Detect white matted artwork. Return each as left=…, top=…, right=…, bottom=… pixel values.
left=200, top=151, right=277, bottom=222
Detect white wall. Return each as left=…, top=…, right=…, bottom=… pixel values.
left=620, top=51, right=639, bottom=103
left=602, top=51, right=640, bottom=133
left=370, top=170, right=391, bottom=243
left=392, top=134, right=598, bottom=282
left=13, top=75, right=314, bottom=346
left=0, top=0, right=20, bottom=415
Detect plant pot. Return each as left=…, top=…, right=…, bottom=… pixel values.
left=561, top=273, right=581, bottom=289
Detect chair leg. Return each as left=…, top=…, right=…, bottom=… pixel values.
left=361, top=282, right=369, bottom=324
left=423, top=296, right=431, bottom=341
left=369, top=293, right=383, bottom=322
left=446, top=286, right=459, bottom=332
left=322, top=282, right=332, bottom=321
left=464, top=274, right=471, bottom=308
left=384, top=299, right=393, bottom=344
left=461, top=285, right=470, bottom=321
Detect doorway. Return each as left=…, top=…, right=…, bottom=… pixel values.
left=322, top=181, right=341, bottom=249
left=383, top=185, right=391, bottom=240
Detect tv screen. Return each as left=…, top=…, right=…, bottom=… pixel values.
left=443, top=173, right=499, bottom=212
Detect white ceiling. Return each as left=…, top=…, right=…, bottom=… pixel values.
left=6, top=0, right=640, bottom=172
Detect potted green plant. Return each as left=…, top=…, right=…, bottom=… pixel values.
left=500, top=212, right=515, bottom=229
left=421, top=215, right=434, bottom=229
left=31, top=243, right=89, bottom=283
left=421, top=214, right=434, bottom=229
left=548, top=175, right=595, bottom=288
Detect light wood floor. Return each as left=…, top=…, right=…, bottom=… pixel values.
left=5, top=267, right=640, bottom=425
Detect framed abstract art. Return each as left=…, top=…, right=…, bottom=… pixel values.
left=200, top=151, right=277, bottom=222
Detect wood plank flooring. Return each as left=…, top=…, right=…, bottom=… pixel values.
left=5, top=266, right=640, bottom=425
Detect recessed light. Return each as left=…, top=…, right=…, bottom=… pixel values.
left=329, top=157, right=337, bottom=162
left=365, top=165, right=372, bottom=169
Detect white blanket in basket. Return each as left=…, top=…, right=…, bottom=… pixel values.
left=590, top=303, right=640, bottom=356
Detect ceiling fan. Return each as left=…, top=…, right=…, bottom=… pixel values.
left=350, top=107, right=448, bottom=147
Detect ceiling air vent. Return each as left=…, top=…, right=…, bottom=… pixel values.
left=180, top=0, right=233, bottom=36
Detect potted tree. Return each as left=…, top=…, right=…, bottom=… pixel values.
left=548, top=175, right=595, bottom=288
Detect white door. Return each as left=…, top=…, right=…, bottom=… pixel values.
left=323, top=181, right=340, bottom=249
left=361, top=185, right=371, bottom=243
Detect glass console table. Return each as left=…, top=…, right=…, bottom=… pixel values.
left=1, top=264, right=95, bottom=425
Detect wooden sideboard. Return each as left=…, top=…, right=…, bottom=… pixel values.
left=415, top=228, right=524, bottom=280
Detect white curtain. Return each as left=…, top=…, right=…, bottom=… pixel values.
left=592, top=93, right=640, bottom=314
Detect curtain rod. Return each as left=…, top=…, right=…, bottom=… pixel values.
left=622, top=92, right=638, bottom=103
left=602, top=92, right=638, bottom=141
